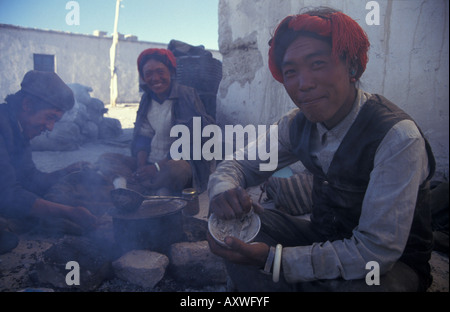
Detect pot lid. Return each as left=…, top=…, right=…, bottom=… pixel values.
left=111, top=198, right=186, bottom=220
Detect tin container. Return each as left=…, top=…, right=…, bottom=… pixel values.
left=181, top=188, right=200, bottom=216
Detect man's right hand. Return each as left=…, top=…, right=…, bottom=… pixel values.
left=209, top=186, right=264, bottom=220
left=31, top=198, right=98, bottom=233
left=65, top=205, right=98, bottom=232
left=208, top=187, right=267, bottom=266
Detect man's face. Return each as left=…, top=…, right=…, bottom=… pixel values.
left=281, top=35, right=356, bottom=129
left=19, top=100, right=64, bottom=139
left=142, top=59, right=172, bottom=101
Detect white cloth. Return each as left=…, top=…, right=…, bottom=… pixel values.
left=140, top=99, right=173, bottom=163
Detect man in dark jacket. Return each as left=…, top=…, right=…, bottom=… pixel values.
left=0, top=70, right=98, bottom=253
left=98, top=49, right=215, bottom=197
left=207, top=8, right=435, bottom=292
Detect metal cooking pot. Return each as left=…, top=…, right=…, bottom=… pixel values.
left=111, top=198, right=186, bottom=254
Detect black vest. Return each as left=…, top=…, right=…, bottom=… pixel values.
left=289, top=94, right=436, bottom=288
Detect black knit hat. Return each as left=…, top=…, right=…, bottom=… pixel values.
left=20, top=70, right=74, bottom=112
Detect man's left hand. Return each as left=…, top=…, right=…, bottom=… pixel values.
left=207, top=232, right=269, bottom=267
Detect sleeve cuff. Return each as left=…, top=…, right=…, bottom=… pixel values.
left=282, top=245, right=316, bottom=283
left=1, top=190, right=38, bottom=219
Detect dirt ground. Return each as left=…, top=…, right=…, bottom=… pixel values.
left=0, top=104, right=448, bottom=292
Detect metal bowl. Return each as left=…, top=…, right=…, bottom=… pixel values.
left=208, top=211, right=261, bottom=247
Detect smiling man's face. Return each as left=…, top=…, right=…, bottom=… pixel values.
left=142, top=59, right=172, bottom=101
left=281, top=35, right=356, bottom=129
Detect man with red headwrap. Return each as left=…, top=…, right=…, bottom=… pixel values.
left=207, top=7, right=435, bottom=292
left=98, top=48, right=215, bottom=197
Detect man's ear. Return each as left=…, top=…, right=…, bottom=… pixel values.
left=348, top=58, right=359, bottom=78
left=21, top=96, right=33, bottom=113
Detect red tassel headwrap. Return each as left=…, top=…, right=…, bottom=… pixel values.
left=268, top=11, right=370, bottom=83
left=137, top=48, right=177, bottom=79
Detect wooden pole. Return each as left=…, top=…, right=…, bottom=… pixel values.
left=110, top=0, right=121, bottom=107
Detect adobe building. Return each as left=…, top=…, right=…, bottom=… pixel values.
left=0, top=23, right=222, bottom=105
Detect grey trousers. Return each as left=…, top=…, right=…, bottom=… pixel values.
left=225, top=208, right=422, bottom=292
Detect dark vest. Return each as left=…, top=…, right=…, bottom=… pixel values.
left=289, top=94, right=436, bottom=288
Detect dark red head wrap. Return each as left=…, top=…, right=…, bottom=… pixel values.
left=268, top=10, right=370, bottom=83
left=137, top=48, right=177, bottom=79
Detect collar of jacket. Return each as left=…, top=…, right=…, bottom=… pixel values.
left=1, top=102, right=29, bottom=144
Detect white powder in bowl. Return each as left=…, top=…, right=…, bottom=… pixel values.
left=208, top=211, right=261, bottom=246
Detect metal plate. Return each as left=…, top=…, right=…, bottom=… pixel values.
left=208, top=211, right=261, bottom=247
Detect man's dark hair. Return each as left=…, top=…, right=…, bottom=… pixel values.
left=5, top=90, right=59, bottom=114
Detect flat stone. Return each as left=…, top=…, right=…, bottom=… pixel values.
left=112, top=249, right=169, bottom=289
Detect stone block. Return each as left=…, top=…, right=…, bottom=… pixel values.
left=112, top=249, right=169, bottom=289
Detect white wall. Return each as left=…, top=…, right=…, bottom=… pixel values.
left=0, top=24, right=222, bottom=105
left=217, top=0, right=449, bottom=180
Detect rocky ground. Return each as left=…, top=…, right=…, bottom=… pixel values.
left=0, top=104, right=448, bottom=293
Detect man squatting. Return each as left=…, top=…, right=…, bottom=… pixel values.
left=207, top=7, right=435, bottom=292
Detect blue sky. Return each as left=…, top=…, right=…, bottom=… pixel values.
left=0, top=0, right=219, bottom=50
